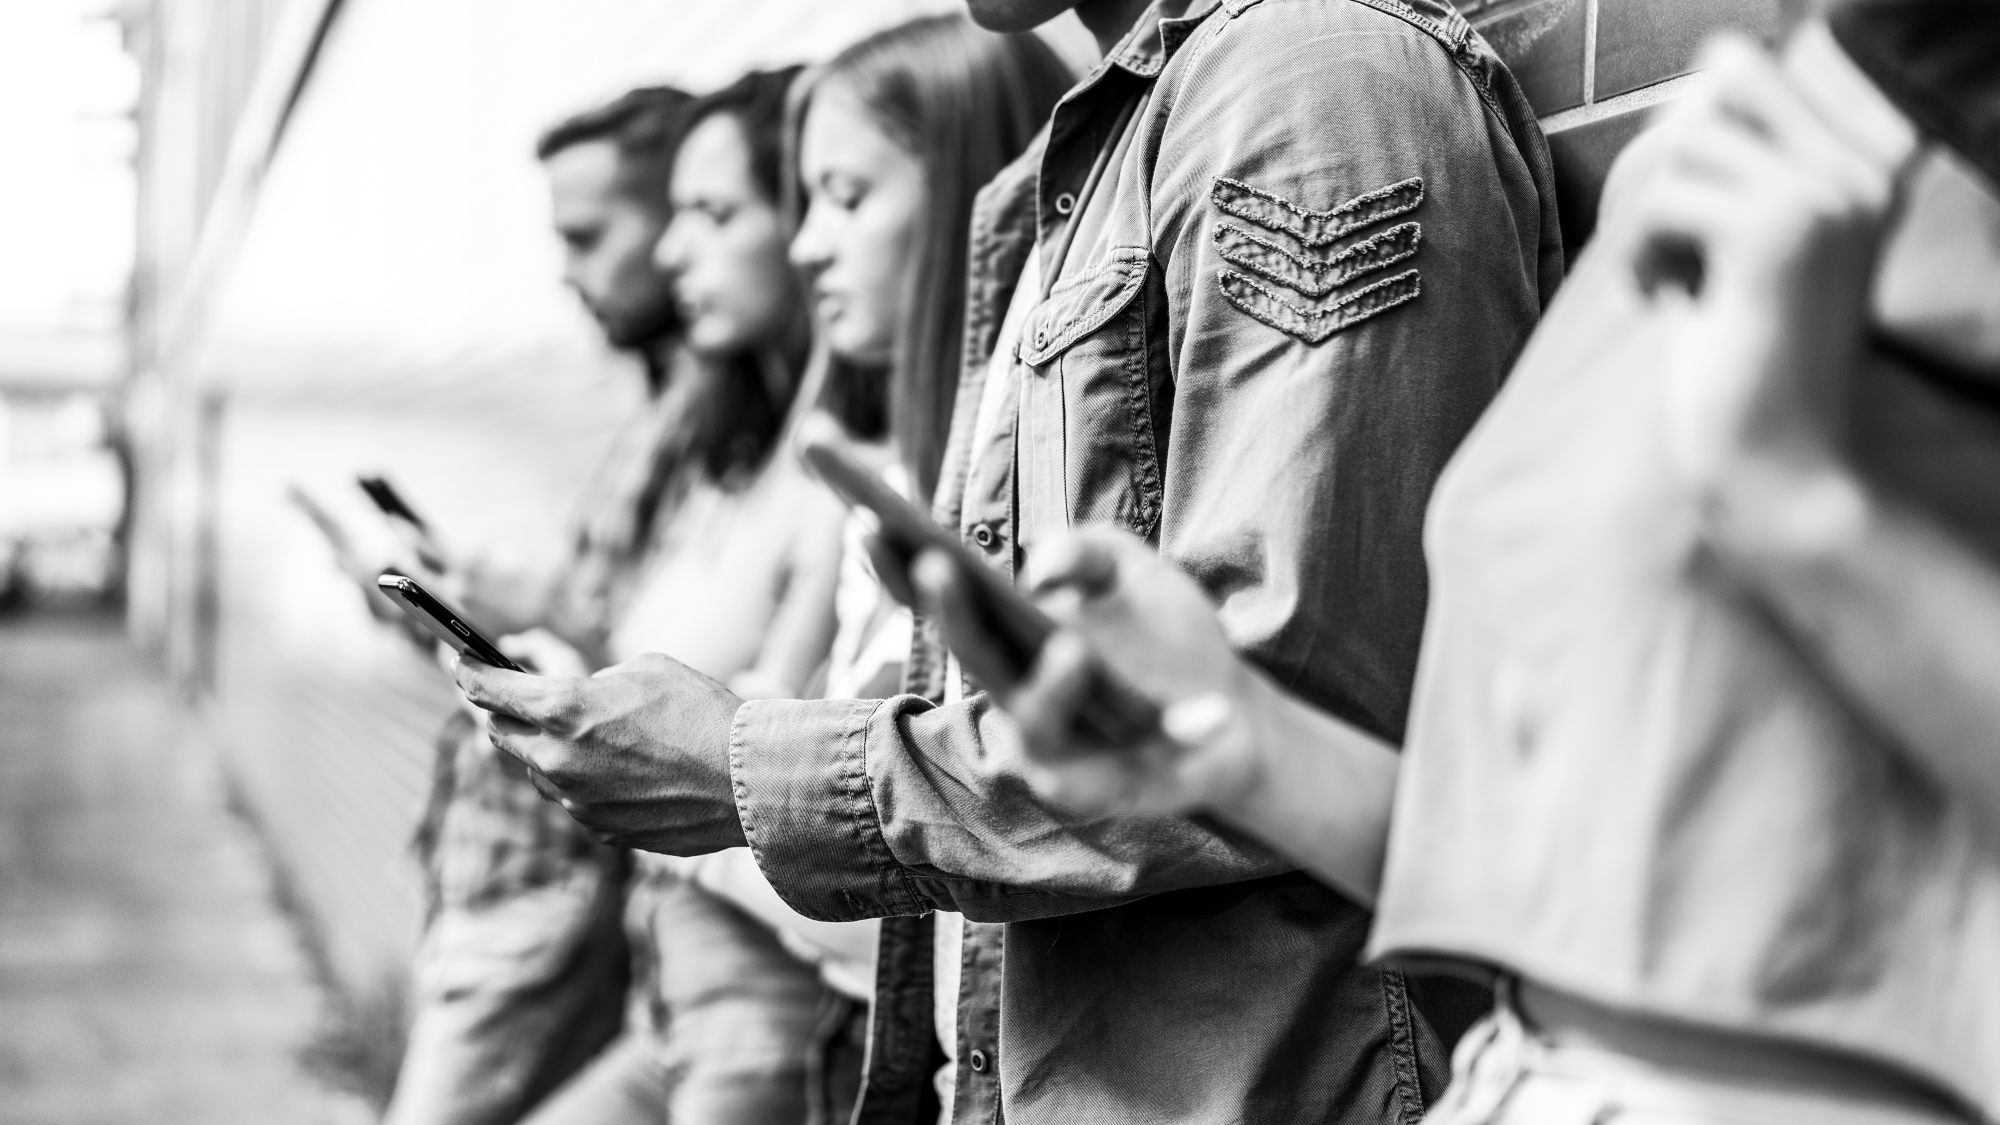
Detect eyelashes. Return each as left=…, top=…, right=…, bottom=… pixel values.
left=812, top=171, right=869, bottom=211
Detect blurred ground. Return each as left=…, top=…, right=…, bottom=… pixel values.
left=0, top=610, right=374, bottom=1124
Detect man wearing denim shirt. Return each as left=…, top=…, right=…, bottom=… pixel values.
left=456, top=1, right=1561, bottom=1121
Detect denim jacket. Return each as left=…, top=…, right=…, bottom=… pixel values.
left=728, top=1, right=1561, bottom=1121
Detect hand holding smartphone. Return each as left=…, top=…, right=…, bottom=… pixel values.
left=796, top=417, right=1158, bottom=745
left=377, top=572, right=526, bottom=672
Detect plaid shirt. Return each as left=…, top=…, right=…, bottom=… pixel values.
left=420, top=711, right=621, bottom=919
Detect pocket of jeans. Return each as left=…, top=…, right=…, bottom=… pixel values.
left=1015, top=246, right=1164, bottom=538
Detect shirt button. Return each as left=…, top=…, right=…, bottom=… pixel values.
left=971, top=524, right=996, bottom=550
left=1053, top=192, right=1076, bottom=216
left=969, top=1048, right=990, bottom=1073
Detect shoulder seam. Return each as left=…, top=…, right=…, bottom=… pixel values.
left=1215, top=0, right=1510, bottom=133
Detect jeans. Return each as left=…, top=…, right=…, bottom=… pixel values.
left=523, top=875, right=862, bottom=1125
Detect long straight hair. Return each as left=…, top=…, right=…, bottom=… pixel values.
left=792, top=16, right=1073, bottom=506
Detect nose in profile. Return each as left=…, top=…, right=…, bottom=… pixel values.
left=789, top=208, right=832, bottom=278
left=653, top=215, right=688, bottom=276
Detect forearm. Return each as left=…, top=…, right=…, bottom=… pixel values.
left=730, top=694, right=1294, bottom=925
left=1711, top=466, right=2000, bottom=832
left=1212, top=669, right=1399, bottom=906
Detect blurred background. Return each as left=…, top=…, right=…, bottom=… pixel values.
left=0, top=0, right=1791, bottom=1119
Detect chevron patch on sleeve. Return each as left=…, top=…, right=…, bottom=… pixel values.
left=1210, top=176, right=1426, bottom=343
left=1217, top=269, right=1422, bottom=345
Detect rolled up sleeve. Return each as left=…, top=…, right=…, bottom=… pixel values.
left=730, top=693, right=1292, bottom=924
left=728, top=696, right=928, bottom=922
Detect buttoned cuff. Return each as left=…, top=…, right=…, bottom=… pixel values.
left=728, top=696, right=928, bottom=923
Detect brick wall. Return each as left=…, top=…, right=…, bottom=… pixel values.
left=1464, top=0, right=1800, bottom=247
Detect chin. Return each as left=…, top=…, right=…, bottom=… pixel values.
left=827, top=325, right=890, bottom=365
left=685, top=321, right=746, bottom=360
left=599, top=321, right=645, bottom=350
left=964, top=0, right=1072, bottom=32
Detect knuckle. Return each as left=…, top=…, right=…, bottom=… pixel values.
left=1844, top=173, right=1894, bottom=219
left=539, top=746, right=577, bottom=786
left=543, top=684, right=587, bottom=738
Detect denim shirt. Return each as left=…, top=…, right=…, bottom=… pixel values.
left=728, top=1, right=1561, bottom=1121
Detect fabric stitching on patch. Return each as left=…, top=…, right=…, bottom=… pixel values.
left=1217, top=267, right=1421, bottom=344
left=1211, top=176, right=1424, bottom=248
left=1213, top=221, right=1421, bottom=298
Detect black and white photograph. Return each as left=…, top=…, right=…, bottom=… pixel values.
left=0, top=0, right=1994, bottom=1122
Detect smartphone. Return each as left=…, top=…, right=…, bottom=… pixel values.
left=359, top=474, right=450, bottom=573
left=376, top=572, right=525, bottom=672
left=797, top=422, right=1159, bottom=745
left=358, top=475, right=430, bottom=533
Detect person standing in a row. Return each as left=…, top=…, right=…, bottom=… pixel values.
left=452, top=0, right=1562, bottom=1121
left=385, top=86, right=698, bottom=1125
left=920, top=3, right=2000, bottom=1123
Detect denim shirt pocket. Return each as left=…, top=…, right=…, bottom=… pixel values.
left=1014, top=245, right=1164, bottom=541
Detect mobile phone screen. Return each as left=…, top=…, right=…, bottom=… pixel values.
left=376, top=573, right=525, bottom=672
left=358, top=476, right=429, bottom=532
left=797, top=422, right=1158, bottom=744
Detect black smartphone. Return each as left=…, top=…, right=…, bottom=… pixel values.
left=797, top=423, right=1158, bottom=745
left=376, top=573, right=525, bottom=672
left=358, top=475, right=430, bottom=533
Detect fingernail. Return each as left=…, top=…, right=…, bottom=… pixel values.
left=911, top=551, right=955, bottom=594
left=1163, top=694, right=1232, bottom=744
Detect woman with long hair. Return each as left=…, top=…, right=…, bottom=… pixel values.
left=792, top=12, right=1075, bottom=511
left=779, top=13, right=1075, bottom=1116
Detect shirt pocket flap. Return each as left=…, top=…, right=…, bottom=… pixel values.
left=1015, top=247, right=1150, bottom=367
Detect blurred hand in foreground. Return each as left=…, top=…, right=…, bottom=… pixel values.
left=1624, top=34, right=1909, bottom=554
left=910, top=526, right=1264, bottom=818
